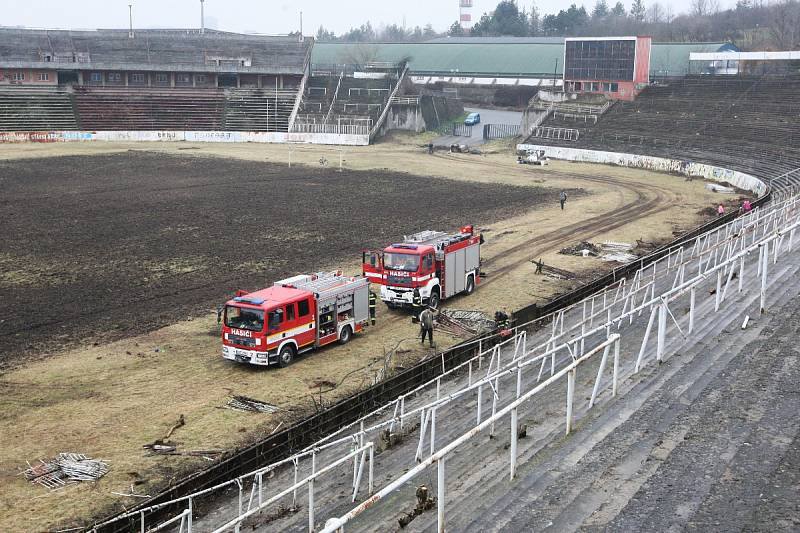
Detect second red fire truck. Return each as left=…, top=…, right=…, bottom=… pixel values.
left=221, top=271, right=369, bottom=367
left=363, top=225, right=483, bottom=309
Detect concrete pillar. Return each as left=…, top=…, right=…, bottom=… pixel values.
left=257, top=75, right=263, bottom=88
left=77, top=71, right=84, bottom=85
left=170, top=72, right=176, bottom=88
left=125, top=72, right=129, bottom=87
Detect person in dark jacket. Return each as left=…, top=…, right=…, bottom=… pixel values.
left=419, top=307, right=435, bottom=347
left=559, top=191, right=567, bottom=210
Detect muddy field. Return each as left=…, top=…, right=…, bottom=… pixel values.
left=0, top=151, right=571, bottom=364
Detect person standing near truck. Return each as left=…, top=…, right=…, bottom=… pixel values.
left=419, top=307, right=435, bottom=347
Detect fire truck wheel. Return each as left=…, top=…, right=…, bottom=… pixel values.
left=465, top=275, right=475, bottom=295
left=277, top=345, right=295, bottom=367
left=339, top=325, right=352, bottom=344
left=428, top=289, right=440, bottom=310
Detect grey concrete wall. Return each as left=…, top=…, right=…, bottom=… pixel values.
left=517, top=143, right=768, bottom=196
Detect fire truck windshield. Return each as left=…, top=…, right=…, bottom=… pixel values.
left=225, top=305, right=265, bottom=332
left=384, top=252, right=420, bottom=272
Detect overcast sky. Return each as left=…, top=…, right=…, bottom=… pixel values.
left=5, top=0, right=735, bottom=35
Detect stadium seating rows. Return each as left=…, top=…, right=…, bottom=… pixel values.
left=294, top=75, right=399, bottom=134
left=529, top=76, right=800, bottom=193
left=0, top=86, right=300, bottom=132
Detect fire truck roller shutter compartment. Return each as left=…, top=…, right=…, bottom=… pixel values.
left=352, top=282, right=369, bottom=324
left=455, top=249, right=466, bottom=293
left=466, top=242, right=480, bottom=273
left=445, top=252, right=457, bottom=298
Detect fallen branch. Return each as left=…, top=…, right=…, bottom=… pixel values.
left=163, top=414, right=185, bottom=441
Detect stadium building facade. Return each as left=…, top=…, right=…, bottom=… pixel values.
left=563, top=36, right=652, bottom=101
left=0, top=28, right=310, bottom=89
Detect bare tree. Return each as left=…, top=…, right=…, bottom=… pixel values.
left=691, top=0, right=709, bottom=16
left=768, top=0, right=800, bottom=49
left=648, top=2, right=665, bottom=22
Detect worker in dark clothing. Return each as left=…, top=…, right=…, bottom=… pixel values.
left=419, top=307, right=435, bottom=347
left=494, top=310, right=510, bottom=331
left=427, top=142, right=434, bottom=155
left=559, top=191, right=567, bottom=210
left=412, top=287, right=422, bottom=313
left=368, top=290, right=377, bottom=325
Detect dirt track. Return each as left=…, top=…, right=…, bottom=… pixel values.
left=0, top=151, right=564, bottom=365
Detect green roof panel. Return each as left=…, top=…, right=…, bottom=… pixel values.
left=312, top=41, right=731, bottom=78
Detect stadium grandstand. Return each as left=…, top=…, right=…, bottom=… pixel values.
left=0, top=27, right=411, bottom=141
left=523, top=75, right=800, bottom=193
left=0, top=27, right=310, bottom=133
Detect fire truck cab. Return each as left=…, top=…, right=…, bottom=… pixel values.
left=363, top=226, right=483, bottom=309
left=221, top=271, right=369, bottom=367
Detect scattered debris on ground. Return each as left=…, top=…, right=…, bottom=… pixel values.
left=705, top=183, right=735, bottom=194
left=559, top=241, right=639, bottom=263
left=436, top=309, right=496, bottom=337
left=142, top=440, right=223, bottom=461
left=531, top=258, right=577, bottom=280
left=598, top=241, right=638, bottom=263
left=560, top=241, right=601, bottom=257
left=163, top=414, right=185, bottom=441
left=398, top=484, right=437, bottom=527
left=225, top=395, right=280, bottom=414
left=24, top=453, right=109, bottom=490
left=111, top=484, right=151, bottom=499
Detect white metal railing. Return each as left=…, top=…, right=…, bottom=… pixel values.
left=291, top=122, right=371, bottom=135
left=322, top=194, right=800, bottom=533
left=92, top=191, right=798, bottom=533
left=390, top=96, right=421, bottom=106
left=553, top=111, right=599, bottom=124
left=532, top=126, right=580, bottom=141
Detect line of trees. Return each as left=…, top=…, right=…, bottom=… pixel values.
left=315, top=0, right=800, bottom=50
left=316, top=22, right=441, bottom=43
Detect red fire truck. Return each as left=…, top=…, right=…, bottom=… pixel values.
left=363, top=226, right=483, bottom=309
left=221, top=271, right=370, bottom=367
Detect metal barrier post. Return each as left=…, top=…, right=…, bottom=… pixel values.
left=437, top=459, right=446, bottom=533
left=566, top=368, right=575, bottom=435
left=656, top=300, right=667, bottom=362
left=510, top=407, right=518, bottom=480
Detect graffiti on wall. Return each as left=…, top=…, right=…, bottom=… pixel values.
left=517, top=143, right=767, bottom=196
left=0, top=130, right=371, bottom=147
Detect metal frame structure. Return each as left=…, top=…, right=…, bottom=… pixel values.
left=93, top=190, right=798, bottom=533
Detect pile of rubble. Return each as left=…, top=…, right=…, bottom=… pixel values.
left=24, top=453, right=109, bottom=490
left=436, top=310, right=496, bottom=337
left=560, top=241, right=601, bottom=257
left=226, top=395, right=279, bottom=414
left=560, top=241, right=639, bottom=263
left=598, top=241, right=638, bottom=263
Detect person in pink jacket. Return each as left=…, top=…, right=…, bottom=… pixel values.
left=717, top=203, right=725, bottom=216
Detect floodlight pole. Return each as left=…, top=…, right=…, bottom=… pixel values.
left=128, top=4, right=134, bottom=39
left=200, top=0, right=205, bottom=35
